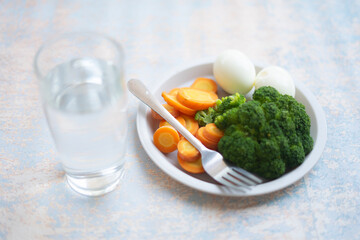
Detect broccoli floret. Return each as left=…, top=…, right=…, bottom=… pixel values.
left=218, top=130, right=286, bottom=179
left=262, top=102, right=280, bottom=121
left=276, top=93, right=313, bottom=154
left=286, top=134, right=306, bottom=169
left=253, top=158, right=286, bottom=180
left=291, top=103, right=311, bottom=135
left=195, top=86, right=314, bottom=180
left=215, top=101, right=266, bottom=131
left=195, top=93, right=246, bottom=127
left=252, top=86, right=281, bottom=104
left=214, top=92, right=246, bottom=113
left=259, top=119, right=283, bottom=139
left=237, top=101, right=266, bottom=130
left=218, top=131, right=258, bottom=171
left=214, top=108, right=239, bottom=130
left=256, top=138, right=281, bottom=162
left=255, top=136, right=286, bottom=179
left=277, top=110, right=297, bottom=138
left=276, top=94, right=301, bottom=111
left=194, top=107, right=216, bottom=127
left=301, top=134, right=314, bottom=155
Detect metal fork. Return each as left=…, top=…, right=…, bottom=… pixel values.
left=127, top=79, right=263, bottom=191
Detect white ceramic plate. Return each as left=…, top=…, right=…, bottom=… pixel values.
left=136, top=60, right=327, bottom=196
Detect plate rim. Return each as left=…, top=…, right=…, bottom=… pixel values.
left=135, top=59, right=327, bottom=197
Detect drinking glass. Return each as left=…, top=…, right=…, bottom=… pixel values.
left=34, top=33, right=128, bottom=196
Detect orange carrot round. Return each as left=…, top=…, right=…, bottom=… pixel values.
left=159, top=116, right=186, bottom=128
left=181, top=114, right=199, bottom=136
left=195, top=127, right=218, bottom=150
left=177, top=152, right=205, bottom=174
left=169, top=88, right=180, bottom=96
left=162, top=91, right=197, bottom=116
left=151, top=104, right=180, bottom=120
left=153, top=126, right=180, bottom=153
left=191, top=77, right=218, bottom=93
left=203, top=123, right=224, bottom=143
left=176, top=88, right=218, bottom=110
left=177, top=138, right=201, bottom=162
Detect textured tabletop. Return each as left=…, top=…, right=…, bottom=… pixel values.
left=1, top=0, right=360, bottom=239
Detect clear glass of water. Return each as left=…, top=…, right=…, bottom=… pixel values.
left=34, top=33, right=128, bottom=196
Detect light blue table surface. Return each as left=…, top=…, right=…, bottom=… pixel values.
left=1, top=0, right=359, bottom=239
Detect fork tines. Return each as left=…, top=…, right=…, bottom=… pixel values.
left=222, top=167, right=263, bottom=188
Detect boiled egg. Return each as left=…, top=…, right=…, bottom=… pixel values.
left=254, top=66, right=295, bottom=97
left=213, top=49, right=256, bottom=94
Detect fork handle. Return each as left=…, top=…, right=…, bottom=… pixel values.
left=128, top=79, right=206, bottom=152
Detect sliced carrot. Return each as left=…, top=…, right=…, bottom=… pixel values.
left=177, top=152, right=205, bottom=174
left=159, top=116, right=186, bottom=128
left=191, top=77, right=218, bottom=93
left=162, top=91, right=197, bottom=116
left=181, top=114, right=199, bottom=136
left=153, top=126, right=180, bottom=153
left=177, top=138, right=201, bottom=162
left=177, top=88, right=218, bottom=110
left=151, top=104, right=180, bottom=120
left=169, top=88, right=180, bottom=96
left=195, top=127, right=218, bottom=150
left=203, top=123, right=224, bottom=143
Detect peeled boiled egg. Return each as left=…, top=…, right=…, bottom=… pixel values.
left=213, top=49, right=256, bottom=94
left=254, top=66, right=295, bottom=97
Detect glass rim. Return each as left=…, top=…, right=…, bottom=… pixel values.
left=33, top=32, right=124, bottom=80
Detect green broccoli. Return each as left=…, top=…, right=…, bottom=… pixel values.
left=275, top=93, right=313, bottom=155
left=194, top=107, right=216, bottom=127
left=218, top=129, right=258, bottom=171
left=194, top=92, right=246, bottom=127
left=301, top=134, right=314, bottom=155
left=237, top=101, right=266, bottom=130
left=252, top=85, right=281, bottom=104
left=214, top=108, right=239, bottom=130
left=202, top=86, right=314, bottom=180
left=286, top=135, right=306, bottom=169
left=261, top=102, right=281, bottom=121
left=214, top=93, right=246, bottom=113
left=253, top=157, right=286, bottom=180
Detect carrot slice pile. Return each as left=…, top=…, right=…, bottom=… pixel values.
left=162, top=91, right=197, bottom=116
left=203, top=123, right=224, bottom=142
left=153, top=126, right=180, bottom=153
left=151, top=103, right=180, bottom=120
left=177, top=138, right=201, bottom=162
left=177, top=152, right=205, bottom=174
left=190, top=77, right=217, bottom=93
left=177, top=88, right=218, bottom=110
left=152, top=77, right=223, bottom=174
left=181, top=114, right=199, bottom=136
